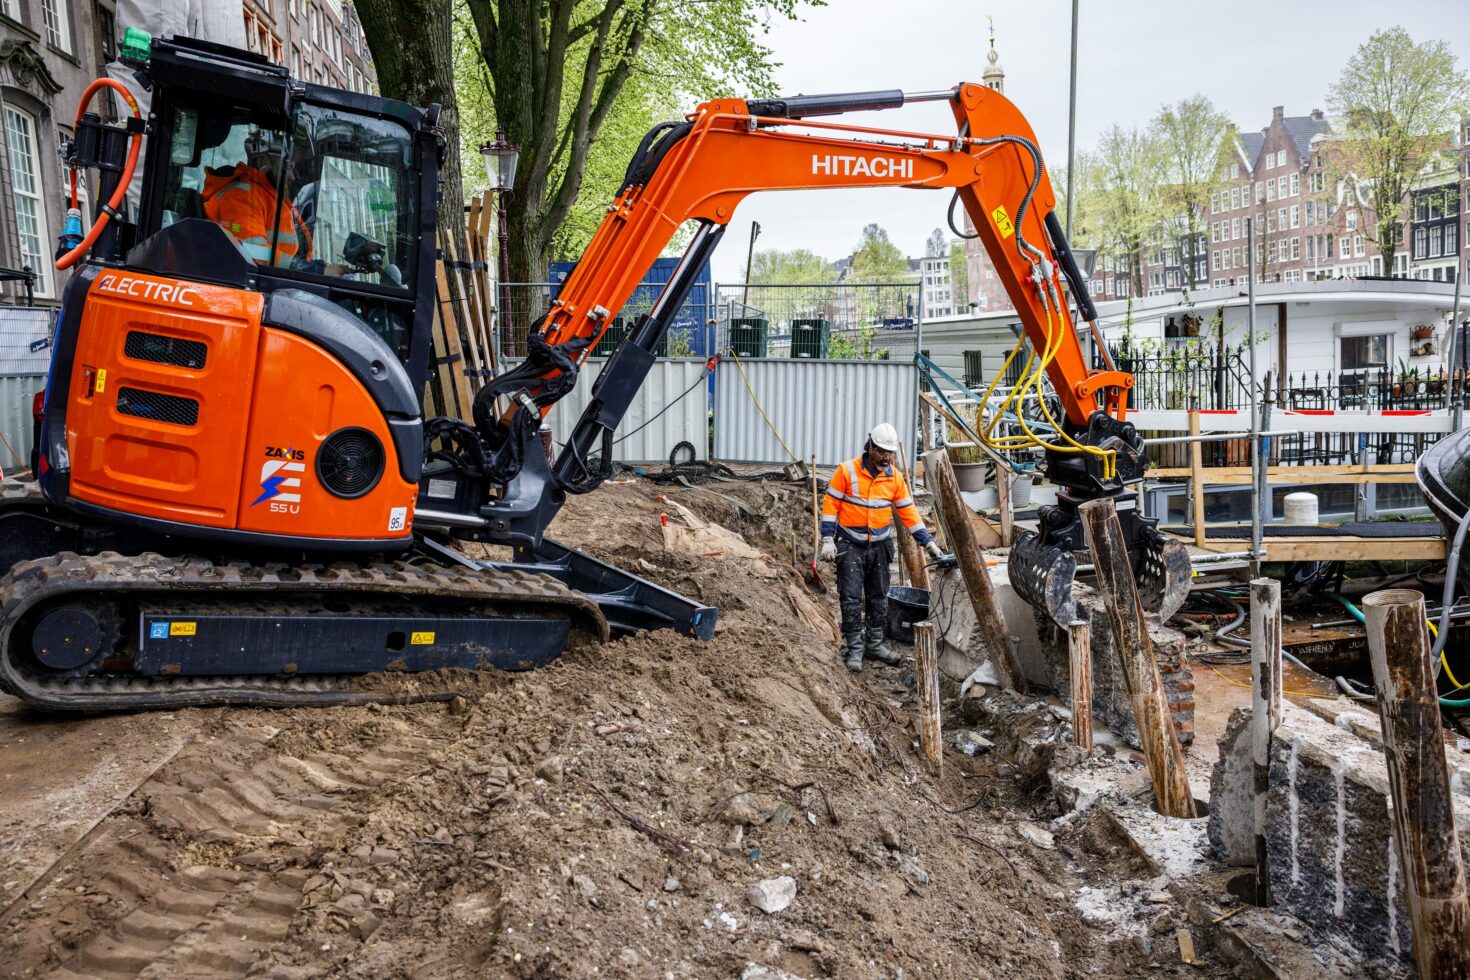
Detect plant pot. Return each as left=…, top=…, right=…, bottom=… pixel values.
left=951, top=461, right=990, bottom=493
left=1009, top=475, right=1034, bottom=509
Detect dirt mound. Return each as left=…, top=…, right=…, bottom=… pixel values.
left=0, top=477, right=1224, bottom=978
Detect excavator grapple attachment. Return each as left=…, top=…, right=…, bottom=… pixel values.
left=1009, top=531, right=1077, bottom=627
left=1009, top=515, right=1191, bottom=628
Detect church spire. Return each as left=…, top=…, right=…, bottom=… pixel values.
left=983, top=16, right=1005, bottom=93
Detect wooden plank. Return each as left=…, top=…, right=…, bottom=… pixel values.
left=1181, top=536, right=1447, bottom=563
left=432, top=243, right=467, bottom=419
left=914, top=620, right=942, bottom=772
left=1151, top=463, right=1417, bottom=483
left=1079, top=497, right=1194, bottom=818
left=1068, top=621, right=1092, bottom=751
left=996, top=466, right=1013, bottom=547
left=925, top=449, right=1026, bottom=693
left=468, top=195, right=499, bottom=375
left=442, top=235, right=484, bottom=393
left=1250, top=577, right=1281, bottom=907
left=1365, top=587, right=1470, bottom=980
left=450, top=214, right=487, bottom=383
left=1189, top=411, right=1205, bottom=548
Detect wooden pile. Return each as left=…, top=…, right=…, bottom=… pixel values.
left=427, top=195, right=501, bottom=420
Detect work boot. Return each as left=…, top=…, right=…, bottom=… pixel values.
left=865, top=627, right=901, bottom=665
left=843, top=630, right=865, bottom=672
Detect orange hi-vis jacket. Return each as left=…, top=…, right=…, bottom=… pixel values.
left=202, top=164, right=310, bottom=265
left=821, top=455, right=933, bottom=546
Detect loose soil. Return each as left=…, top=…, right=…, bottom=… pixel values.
left=0, top=476, right=1235, bottom=978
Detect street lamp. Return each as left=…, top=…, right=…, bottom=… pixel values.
left=481, top=131, right=520, bottom=355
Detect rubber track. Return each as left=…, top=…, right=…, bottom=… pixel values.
left=0, top=547, right=609, bottom=711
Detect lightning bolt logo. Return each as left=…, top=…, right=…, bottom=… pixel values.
left=253, top=458, right=305, bottom=506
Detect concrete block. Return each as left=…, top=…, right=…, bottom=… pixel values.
left=1209, top=698, right=1470, bottom=969
left=1205, top=706, right=1255, bottom=867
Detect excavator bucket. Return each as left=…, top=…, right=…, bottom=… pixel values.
left=1009, top=531, right=1077, bottom=627
left=1010, top=524, right=1191, bottom=628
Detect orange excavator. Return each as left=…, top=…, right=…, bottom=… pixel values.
left=2, top=34, right=1182, bottom=710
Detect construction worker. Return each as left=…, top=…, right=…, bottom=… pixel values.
left=821, top=422, right=944, bottom=671
left=202, top=131, right=311, bottom=266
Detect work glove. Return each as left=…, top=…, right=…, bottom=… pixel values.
left=820, top=538, right=837, bottom=562
left=925, top=541, right=946, bottom=562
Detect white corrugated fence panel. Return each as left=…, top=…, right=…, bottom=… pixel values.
left=0, top=373, right=44, bottom=474
left=0, top=306, right=55, bottom=375
left=714, top=359, right=917, bottom=468
left=534, top=357, right=709, bottom=465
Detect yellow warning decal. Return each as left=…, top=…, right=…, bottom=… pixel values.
left=410, top=631, right=435, bottom=645
left=991, top=205, right=1014, bottom=239
left=170, top=621, right=197, bottom=636
left=95, top=368, right=107, bottom=393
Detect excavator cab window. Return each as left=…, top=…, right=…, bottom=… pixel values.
left=160, top=99, right=416, bottom=294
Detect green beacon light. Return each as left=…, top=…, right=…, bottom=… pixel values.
left=120, top=27, right=152, bottom=65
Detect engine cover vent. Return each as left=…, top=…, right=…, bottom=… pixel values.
left=316, top=427, right=384, bottom=499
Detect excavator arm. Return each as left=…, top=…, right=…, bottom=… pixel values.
left=471, top=83, right=1188, bottom=623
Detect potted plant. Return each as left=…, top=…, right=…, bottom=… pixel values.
left=1412, top=324, right=1436, bottom=341
left=945, top=407, right=991, bottom=492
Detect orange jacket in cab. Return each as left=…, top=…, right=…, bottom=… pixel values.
left=821, top=456, right=933, bottom=546
left=202, top=164, right=310, bottom=265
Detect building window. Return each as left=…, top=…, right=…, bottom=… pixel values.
left=1290, top=205, right=1299, bottom=229
left=41, top=0, right=72, bottom=53
left=1266, top=180, right=1276, bottom=202
left=1354, top=235, right=1365, bottom=257
left=1291, top=237, right=1300, bottom=260
left=1448, top=186, right=1461, bottom=217
left=4, top=108, right=51, bottom=298
left=1289, top=172, right=1299, bottom=196
left=1276, top=176, right=1287, bottom=198
left=1431, top=225, right=1444, bottom=257
left=1451, top=222, right=1461, bottom=256
left=1256, top=182, right=1264, bottom=203
left=1340, top=333, right=1390, bottom=377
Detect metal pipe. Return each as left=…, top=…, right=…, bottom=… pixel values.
left=1450, top=272, right=1464, bottom=430
left=1065, top=0, right=1079, bottom=240
left=1142, top=429, right=1298, bottom=447
left=902, top=88, right=959, bottom=103
left=1246, top=217, right=1262, bottom=576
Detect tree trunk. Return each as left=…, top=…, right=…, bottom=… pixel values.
left=355, top=0, right=466, bottom=263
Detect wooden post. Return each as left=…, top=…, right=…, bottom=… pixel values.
left=1249, top=577, right=1282, bottom=906
left=895, top=441, right=930, bottom=591
left=927, top=450, right=1027, bottom=693
left=914, top=620, right=942, bottom=771
left=996, top=467, right=1014, bottom=547
left=1068, top=620, right=1093, bottom=751
left=1364, top=588, right=1470, bottom=980
left=1189, top=410, right=1206, bottom=548
left=1078, top=497, right=1194, bottom=818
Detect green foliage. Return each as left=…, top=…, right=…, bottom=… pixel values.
left=749, top=248, right=836, bottom=284
left=663, top=327, right=695, bottom=357
left=848, top=223, right=910, bottom=282
left=925, top=227, right=947, bottom=258
left=826, top=326, right=884, bottom=360
left=1075, top=126, right=1164, bottom=296
left=461, top=0, right=821, bottom=280
left=1328, top=27, right=1470, bottom=272
left=949, top=239, right=969, bottom=309
left=1151, top=95, right=1230, bottom=288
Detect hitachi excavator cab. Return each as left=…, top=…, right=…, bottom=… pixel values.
left=39, top=36, right=440, bottom=549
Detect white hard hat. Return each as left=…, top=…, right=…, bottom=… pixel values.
left=868, top=422, right=899, bottom=452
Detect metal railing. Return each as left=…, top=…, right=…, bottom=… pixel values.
left=496, top=281, right=715, bottom=359
left=713, top=282, right=922, bottom=360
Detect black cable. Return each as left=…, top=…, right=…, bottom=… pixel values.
left=611, top=367, right=710, bottom=446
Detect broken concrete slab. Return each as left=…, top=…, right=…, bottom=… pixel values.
left=1209, top=697, right=1470, bottom=970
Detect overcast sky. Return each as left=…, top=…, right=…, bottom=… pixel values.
left=704, top=0, right=1470, bottom=281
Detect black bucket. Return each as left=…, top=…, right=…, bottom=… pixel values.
left=886, top=586, right=930, bottom=644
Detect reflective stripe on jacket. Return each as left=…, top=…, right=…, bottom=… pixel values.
left=820, top=455, right=933, bottom=546
left=202, top=164, right=310, bottom=264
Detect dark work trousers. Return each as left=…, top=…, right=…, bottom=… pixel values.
left=835, top=537, right=895, bottom=635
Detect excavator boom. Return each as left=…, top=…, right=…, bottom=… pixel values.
left=475, top=83, right=1186, bottom=624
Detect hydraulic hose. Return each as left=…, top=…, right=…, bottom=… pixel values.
left=55, top=77, right=143, bottom=271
